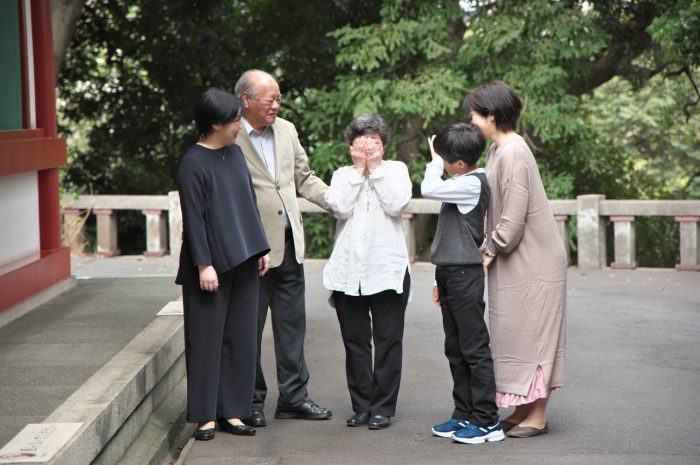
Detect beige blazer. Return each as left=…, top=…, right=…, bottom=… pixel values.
left=237, top=117, right=329, bottom=267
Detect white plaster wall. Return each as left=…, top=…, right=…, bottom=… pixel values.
left=0, top=172, right=40, bottom=267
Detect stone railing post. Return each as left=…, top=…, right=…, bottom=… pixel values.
left=168, top=191, right=182, bottom=259
left=610, top=216, right=637, bottom=269
left=142, top=209, right=168, bottom=256
left=94, top=209, right=120, bottom=256
left=61, top=208, right=83, bottom=245
left=402, top=213, right=416, bottom=262
left=577, top=194, right=606, bottom=269
left=675, top=216, right=699, bottom=271
left=553, top=215, right=570, bottom=263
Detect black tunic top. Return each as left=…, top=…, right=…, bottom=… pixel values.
left=175, top=144, right=270, bottom=285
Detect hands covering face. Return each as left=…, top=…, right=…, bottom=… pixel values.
left=350, top=135, right=384, bottom=175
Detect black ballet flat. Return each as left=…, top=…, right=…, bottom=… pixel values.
left=193, top=427, right=215, bottom=441
left=217, top=418, right=256, bottom=436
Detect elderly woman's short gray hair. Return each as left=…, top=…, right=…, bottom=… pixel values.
left=345, top=113, right=389, bottom=147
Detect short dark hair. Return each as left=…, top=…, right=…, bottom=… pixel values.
left=463, top=81, right=522, bottom=132
left=344, top=113, right=389, bottom=147
left=432, top=123, right=486, bottom=165
left=194, top=88, right=242, bottom=138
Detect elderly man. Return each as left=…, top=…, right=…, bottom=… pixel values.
left=234, top=70, right=332, bottom=426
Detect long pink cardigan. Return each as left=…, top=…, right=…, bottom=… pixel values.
left=485, top=136, right=567, bottom=398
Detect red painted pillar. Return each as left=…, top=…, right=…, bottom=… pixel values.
left=32, top=0, right=62, bottom=252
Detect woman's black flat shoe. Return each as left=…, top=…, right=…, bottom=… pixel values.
left=500, top=420, right=517, bottom=432
left=217, top=419, right=256, bottom=436
left=193, top=427, right=215, bottom=441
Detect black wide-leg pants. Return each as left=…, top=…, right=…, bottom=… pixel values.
left=435, top=264, right=498, bottom=427
left=182, top=257, right=258, bottom=423
left=332, top=271, right=410, bottom=417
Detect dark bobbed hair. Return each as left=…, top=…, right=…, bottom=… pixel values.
left=463, top=81, right=522, bottom=132
left=344, top=113, right=389, bottom=147
left=194, top=88, right=242, bottom=139
left=432, top=122, right=486, bottom=165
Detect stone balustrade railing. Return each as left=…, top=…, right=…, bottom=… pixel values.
left=61, top=193, right=700, bottom=270
left=62, top=194, right=171, bottom=257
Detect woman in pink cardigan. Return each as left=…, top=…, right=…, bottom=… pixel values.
left=465, top=81, right=567, bottom=439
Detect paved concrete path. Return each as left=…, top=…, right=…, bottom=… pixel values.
left=1, top=256, right=698, bottom=465
left=182, top=261, right=700, bottom=465
left=0, top=258, right=180, bottom=448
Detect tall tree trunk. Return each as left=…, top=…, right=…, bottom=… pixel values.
left=52, top=0, right=86, bottom=80
left=395, top=116, right=424, bottom=166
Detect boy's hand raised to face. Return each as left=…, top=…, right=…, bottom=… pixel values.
left=428, top=135, right=440, bottom=161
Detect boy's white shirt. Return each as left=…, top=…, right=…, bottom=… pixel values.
left=420, top=155, right=485, bottom=214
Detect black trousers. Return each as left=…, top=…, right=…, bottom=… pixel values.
left=435, top=264, right=498, bottom=427
left=332, top=270, right=410, bottom=417
left=182, top=257, right=258, bottom=423
left=253, top=229, right=310, bottom=408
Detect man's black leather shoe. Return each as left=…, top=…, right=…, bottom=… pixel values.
left=193, top=427, right=215, bottom=441
left=346, top=412, right=370, bottom=427
left=368, top=415, right=391, bottom=430
left=275, top=399, right=332, bottom=420
left=217, top=419, right=256, bottom=436
left=243, top=408, right=266, bottom=427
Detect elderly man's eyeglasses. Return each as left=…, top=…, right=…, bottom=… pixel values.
left=255, top=95, right=282, bottom=105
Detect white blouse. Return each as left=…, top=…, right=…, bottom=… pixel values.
left=323, top=160, right=412, bottom=297
left=420, top=156, right=486, bottom=214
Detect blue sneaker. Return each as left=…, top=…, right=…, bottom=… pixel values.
left=451, top=422, right=505, bottom=444
left=431, top=418, right=469, bottom=438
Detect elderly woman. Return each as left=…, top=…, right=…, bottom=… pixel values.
left=323, top=114, right=412, bottom=430
left=176, top=88, right=270, bottom=441
left=465, top=81, right=567, bottom=438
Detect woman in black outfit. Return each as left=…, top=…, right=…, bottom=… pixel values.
left=176, top=88, right=270, bottom=441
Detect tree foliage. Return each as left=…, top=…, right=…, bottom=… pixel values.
left=58, top=0, right=700, bottom=260
left=302, top=0, right=699, bottom=200
left=290, top=0, right=700, bottom=260
left=58, top=0, right=378, bottom=194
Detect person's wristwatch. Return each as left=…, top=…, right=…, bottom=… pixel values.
left=483, top=245, right=497, bottom=258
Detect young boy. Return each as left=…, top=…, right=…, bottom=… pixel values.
left=420, top=123, right=504, bottom=444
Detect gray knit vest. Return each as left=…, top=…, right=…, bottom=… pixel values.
left=429, top=171, right=490, bottom=266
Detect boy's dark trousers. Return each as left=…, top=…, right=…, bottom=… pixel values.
left=436, top=264, right=498, bottom=427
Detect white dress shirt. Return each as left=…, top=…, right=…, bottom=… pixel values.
left=323, top=160, right=412, bottom=297
left=242, top=117, right=276, bottom=180
left=420, top=155, right=485, bottom=214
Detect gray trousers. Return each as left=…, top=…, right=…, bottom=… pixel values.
left=252, top=230, right=310, bottom=408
